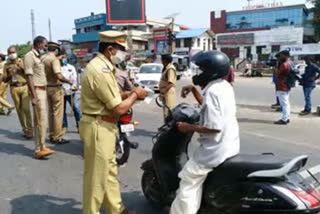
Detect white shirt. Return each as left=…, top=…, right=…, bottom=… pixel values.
left=61, top=64, right=77, bottom=95
left=193, top=79, right=240, bottom=168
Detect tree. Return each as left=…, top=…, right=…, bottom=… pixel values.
left=15, top=42, right=32, bottom=58
left=309, top=0, right=320, bottom=41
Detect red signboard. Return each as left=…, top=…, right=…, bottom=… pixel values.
left=106, top=0, right=146, bottom=24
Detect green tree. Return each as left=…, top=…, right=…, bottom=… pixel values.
left=309, top=0, right=320, bottom=41
left=15, top=42, right=32, bottom=58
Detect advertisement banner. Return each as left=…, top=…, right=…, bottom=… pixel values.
left=106, top=0, right=145, bottom=24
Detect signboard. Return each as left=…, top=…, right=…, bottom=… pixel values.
left=217, top=33, right=254, bottom=45
left=106, top=0, right=145, bottom=24
left=73, top=48, right=88, bottom=57
left=242, top=1, right=283, bottom=10
left=281, top=44, right=320, bottom=56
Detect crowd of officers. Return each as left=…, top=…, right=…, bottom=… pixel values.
left=0, top=30, right=178, bottom=214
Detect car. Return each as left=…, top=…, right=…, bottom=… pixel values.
left=136, top=63, right=163, bottom=93
left=127, top=61, right=139, bottom=74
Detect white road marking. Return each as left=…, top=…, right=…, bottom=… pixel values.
left=299, top=164, right=320, bottom=179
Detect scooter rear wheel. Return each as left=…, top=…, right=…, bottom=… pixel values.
left=141, top=170, right=166, bottom=209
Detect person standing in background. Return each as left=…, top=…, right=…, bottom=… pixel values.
left=42, top=42, right=72, bottom=144
left=24, top=36, right=55, bottom=159
left=61, top=54, right=81, bottom=132
left=3, top=46, right=33, bottom=138
left=0, top=51, right=15, bottom=115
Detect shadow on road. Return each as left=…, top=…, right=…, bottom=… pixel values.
left=122, top=191, right=168, bottom=214
left=52, top=139, right=83, bottom=157
left=237, top=104, right=275, bottom=113
left=10, top=194, right=81, bottom=214
left=134, top=128, right=158, bottom=138
left=0, top=129, right=26, bottom=141
left=238, top=118, right=274, bottom=125
left=0, top=142, right=33, bottom=158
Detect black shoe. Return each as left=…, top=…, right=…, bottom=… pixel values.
left=274, top=120, right=288, bottom=125
left=0, top=111, right=5, bottom=115
left=7, top=107, right=15, bottom=115
left=271, top=104, right=280, bottom=109
left=52, top=139, right=70, bottom=145
left=129, top=142, right=139, bottom=149
left=299, top=111, right=310, bottom=116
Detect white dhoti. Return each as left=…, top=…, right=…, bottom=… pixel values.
left=170, top=158, right=213, bottom=214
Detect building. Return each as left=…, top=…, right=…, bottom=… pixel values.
left=72, top=13, right=175, bottom=53
left=211, top=4, right=315, bottom=62
left=72, top=13, right=113, bottom=53
left=175, top=28, right=215, bottom=52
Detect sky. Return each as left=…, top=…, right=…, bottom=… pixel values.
left=0, top=0, right=309, bottom=51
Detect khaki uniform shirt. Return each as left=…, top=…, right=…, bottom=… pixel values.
left=0, top=61, right=5, bottom=75
left=42, top=52, right=61, bottom=86
left=159, top=63, right=177, bottom=94
left=24, top=49, right=47, bottom=86
left=116, top=68, right=133, bottom=92
left=3, top=59, right=27, bottom=84
left=80, top=53, right=122, bottom=117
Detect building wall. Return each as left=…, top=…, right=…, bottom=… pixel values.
left=176, top=32, right=215, bottom=51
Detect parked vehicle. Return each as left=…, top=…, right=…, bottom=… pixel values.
left=116, top=109, right=139, bottom=166
left=136, top=63, right=163, bottom=93
left=141, top=103, right=320, bottom=213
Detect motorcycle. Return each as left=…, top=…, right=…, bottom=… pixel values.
left=116, top=108, right=139, bottom=166
left=141, top=102, right=320, bottom=213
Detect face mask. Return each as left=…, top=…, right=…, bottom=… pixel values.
left=110, top=50, right=127, bottom=65
left=120, top=61, right=126, bottom=69
left=8, top=53, right=17, bottom=61
left=39, top=49, right=47, bottom=55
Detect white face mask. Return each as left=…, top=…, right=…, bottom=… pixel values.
left=8, top=53, right=17, bottom=61
left=110, top=50, right=128, bottom=65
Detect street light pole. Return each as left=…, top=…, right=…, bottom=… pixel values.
left=171, top=17, right=175, bottom=53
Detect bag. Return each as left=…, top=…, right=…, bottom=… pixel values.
left=286, top=62, right=299, bottom=89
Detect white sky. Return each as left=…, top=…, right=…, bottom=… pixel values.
left=0, top=0, right=308, bottom=51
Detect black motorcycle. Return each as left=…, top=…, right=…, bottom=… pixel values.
left=141, top=103, right=320, bottom=213
left=116, top=109, right=139, bottom=166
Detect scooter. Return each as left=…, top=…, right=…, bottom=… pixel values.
left=116, top=108, right=139, bottom=166
left=141, top=102, right=320, bottom=213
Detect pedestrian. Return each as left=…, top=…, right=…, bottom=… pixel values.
left=300, top=56, right=320, bottom=115
left=271, top=53, right=281, bottom=110
left=170, top=51, right=240, bottom=214
left=42, top=42, right=72, bottom=144
left=159, top=53, right=177, bottom=119
left=2, top=46, right=33, bottom=138
left=60, top=54, right=82, bottom=132
left=24, top=36, right=55, bottom=159
left=79, top=31, right=147, bottom=214
left=0, top=51, right=15, bottom=115
left=117, top=60, right=134, bottom=92
left=274, top=50, right=292, bottom=125
left=120, top=55, right=135, bottom=85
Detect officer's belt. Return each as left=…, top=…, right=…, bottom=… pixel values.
left=83, top=113, right=118, bottom=124
left=10, top=82, right=27, bottom=87
left=47, top=84, right=62, bottom=87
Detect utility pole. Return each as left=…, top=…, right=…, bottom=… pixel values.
left=31, top=9, right=36, bottom=41
left=48, top=18, right=52, bottom=41
left=170, top=18, right=175, bottom=53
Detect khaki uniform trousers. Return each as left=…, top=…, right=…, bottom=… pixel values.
left=163, top=87, right=176, bottom=119
left=10, top=85, right=33, bottom=134
left=79, top=115, right=125, bottom=214
left=0, top=82, right=12, bottom=112
left=47, top=87, right=64, bottom=141
left=34, top=89, right=48, bottom=152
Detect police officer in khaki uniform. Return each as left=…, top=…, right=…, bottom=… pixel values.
left=0, top=51, right=15, bottom=115
left=80, top=31, right=147, bottom=214
left=3, top=46, right=33, bottom=138
left=42, top=42, right=71, bottom=144
left=159, top=53, right=177, bottom=119
left=24, top=36, right=55, bottom=159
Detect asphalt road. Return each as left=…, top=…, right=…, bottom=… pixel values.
left=0, top=75, right=320, bottom=213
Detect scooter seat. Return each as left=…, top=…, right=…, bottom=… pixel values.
left=216, top=154, right=288, bottom=180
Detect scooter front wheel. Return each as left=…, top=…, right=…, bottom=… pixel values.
left=141, top=170, right=166, bottom=209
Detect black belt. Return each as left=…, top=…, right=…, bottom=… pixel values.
left=83, top=113, right=118, bottom=124
left=47, top=85, right=62, bottom=87
left=10, top=82, right=27, bottom=87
